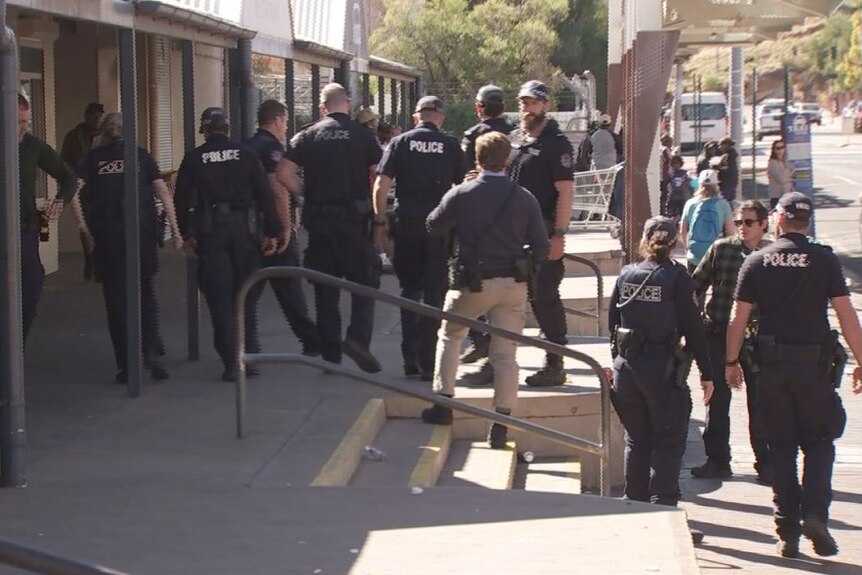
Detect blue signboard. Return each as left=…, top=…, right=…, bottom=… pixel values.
left=782, top=113, right=815, bottom=236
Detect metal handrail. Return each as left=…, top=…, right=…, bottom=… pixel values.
left=561, top=253, right=605, bottom=336
left=0, top=537, right=132, bottom=575
left=235, top=267, right=612, bottom=496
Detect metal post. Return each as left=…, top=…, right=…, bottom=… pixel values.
left=694, top=75, right=703, bottom=154
left=783, top=64, right=791, bottom=109
left=400, top=80, right=408, bottom=129
left=361, top=73, right=370, bottom=108
left=673, top=61, right=682, bottom=148
left=730, top=47, right=744, bottom=148
left=389, top=77, right=397, bottom=126
left=0, top=4, right=27, bottom=487
left=408, top=80, right=417, bottom=115
left=119, top=28, right=142, bottom=398
left=311, top=64, right=320, bottom=122
left=228, top=48, right=241, bottom=140
left=238, top=38, right=255, bottom=141
left=377, top=75, right=384, bottom=119
left=284, top=58, right=296, bottom=138
left=751, top=67, right=758, bottom=199
left=182, top=40, right=200, bottom=361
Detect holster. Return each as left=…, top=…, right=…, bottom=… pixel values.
left=449, top=256, right=482, bottom=293
left=826, top=330, right=848, bottom=389
left=615, top=327, right=645, bottom=360
left=672, top=344, right=694, bottom=389
left=740, top=335, right=760, bottom=374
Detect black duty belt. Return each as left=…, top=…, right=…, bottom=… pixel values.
left=210, top=202, right=250, bottom=215
left=762, top=342, right=822, bottom=363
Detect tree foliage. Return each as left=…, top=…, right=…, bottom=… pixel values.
left=370, top=0, right=567, bottom=99
left=551, top=0, right=609, bottom=110
left=836, top=10, right=862, bottom=92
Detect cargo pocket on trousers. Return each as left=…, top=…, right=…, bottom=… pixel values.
left=830, top=393, right=847, bottom=440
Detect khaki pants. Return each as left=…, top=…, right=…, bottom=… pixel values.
left=434, top=277, right=528, bottom=410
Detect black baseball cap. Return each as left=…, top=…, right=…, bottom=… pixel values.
left=199, top=107, right=229, bottom=133
left=775, top=191, right=813, bottom=221
left=642, top=216, right=678, bottom=244
left=85, top=102, right=104, bottom=115
left=476, top=85, right=504, bottom=104
left=415, top=95, right=444, bottom=113
left=517, top=80, right=550, bottom=102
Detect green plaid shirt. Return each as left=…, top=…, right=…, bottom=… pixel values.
left=691, top=236, right=771, bottom=326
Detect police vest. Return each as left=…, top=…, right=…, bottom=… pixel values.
left=616, top=261, right=685, bottom=344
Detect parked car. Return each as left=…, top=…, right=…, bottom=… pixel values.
left=791, top=102, right=822, bottom=125
left=855, top=106, right=862, bottom=133
left=756, top=101, right=787, bottom=140
left=842, top=100, right=860, bottom=118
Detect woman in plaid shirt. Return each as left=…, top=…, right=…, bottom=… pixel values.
left=689, top=200, right=772, bottom=484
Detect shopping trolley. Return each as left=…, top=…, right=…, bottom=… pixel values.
left=569, top=162, right=624, bottom=238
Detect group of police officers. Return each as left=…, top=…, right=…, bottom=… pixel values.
left=27, top=77, right=862, bottom=560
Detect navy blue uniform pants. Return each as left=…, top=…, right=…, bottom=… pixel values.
left=21, top=224, right=44, bottom=345
left=612, top=353, right=691, bottom=506
left=303, top=212, right=381, bottom=363
left=758, top=362, right=846, bottom=540
left=247, top=230, right=319, bottom=353
left=703, top=330, right=732, bottom=465
left=94, top=228, right=160, bottom=371
left=741, top=351, right=770, bottom=469
left=196, top=217, right=260, bottom=370
left=393, top=216, right=448, bottom=371
left=530, top=258, right=568, bottom=346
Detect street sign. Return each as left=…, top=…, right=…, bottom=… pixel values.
left=782, top=112, right=815, bottom=237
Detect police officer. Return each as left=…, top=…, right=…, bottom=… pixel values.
left=609, top=217, right=713, bottom=512
left=726, top=192, right=862, bottom=559
left=245, top=99, right=320, bottom=358
left=174, top=107, right=282, bottom=381
left=458, top=85, right=514, bottom=374
left=373, top=95, right=467, bottom=379
left=17, top=93, right=76, bottom=344
left=277, top=83, right=383, bottom=373
left=72, top=112, right=181, bottom=383
left=508, top=80, right=574, bottom=386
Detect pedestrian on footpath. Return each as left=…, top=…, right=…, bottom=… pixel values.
left=726, top=191, right=862, bottom=559
left=608, top=217, right=713, bottom=516
left=61, top=101, right=103, bottom=282
left=421, top=132, right=548, bottom=448
left=373, top=95, right=467, bottom=380
left=174, top=107, right=283, bottom=381
left=690, top=200, right=772, bottom=483
left=17, top=94, right=77, bottom=345
left=458, top=84, right=515, bottom=384
left=71, top=112, right=181, bottom=383
left=679, top=169, right=735, bottom=274
left=277, top=83, right=383, bottom=373
left=245, top=99, right=321, bottom=359
left=767, top=140, right=794, bottom=209
left=508, top=80, right=575, bottom=387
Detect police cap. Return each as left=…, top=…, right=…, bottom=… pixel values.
left=775, top=191, right=813, bottom=221
left=476, top=85, right=504, bottom=105
left=642, top=216, right=678, bottom=244
left=415, top=95, right=444, bottom=113
left=517, top=80, right=550, bottom=102
left=199, top=107, right=229, bottom=133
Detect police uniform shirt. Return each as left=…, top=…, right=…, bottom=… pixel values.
left=285, top=112, right=382, bottom=204
left=735, top=232, right=848, bottom=344
left=610, top=260, right=712, bottom=375
left=461, top=116, right=513, bottom=168
left=507, top=118, right=575, bottom=224
left=174, top=133, right=281, bottom=238
left=246, top=128, right=285, bottom=174
left=76, top=141, right=160, bottom=228
left=377, top=121, right=468, bottom=218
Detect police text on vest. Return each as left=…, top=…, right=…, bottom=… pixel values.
left=409, top=141, right=444, bottom=154
left=762, top=253, right=809, bottom=268
left=202, top=150, right=240, bottom=163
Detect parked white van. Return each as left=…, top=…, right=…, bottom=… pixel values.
left=672, top=92, right=728, bottom=152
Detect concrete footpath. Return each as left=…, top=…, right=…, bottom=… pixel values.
left=0, top=234, right=859, bottom=574
left=679, top=290, right=862, bottom=574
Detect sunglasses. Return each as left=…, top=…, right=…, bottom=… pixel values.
left=733, top=219, right=763, bottom=227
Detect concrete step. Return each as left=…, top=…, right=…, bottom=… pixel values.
left=525, top=275, right=616, bottom=337
left=517, top=456, right=582, bottom=494
left=437, top=439, right=518, bottom=490
left=350, top=418, right=449, bottom=488
left=563, top=250, right=623, bottom=278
